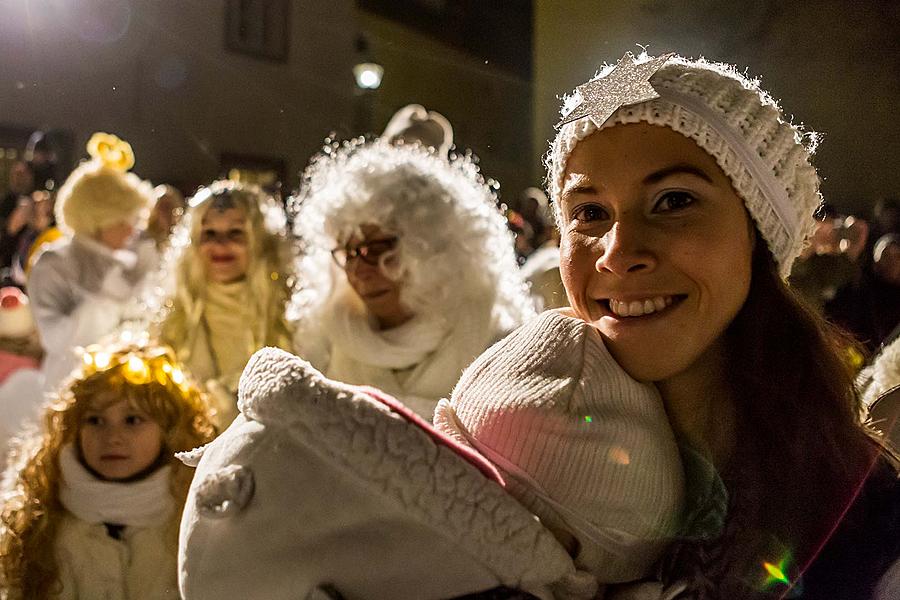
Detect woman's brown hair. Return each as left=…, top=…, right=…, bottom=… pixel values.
left=662, top=240, right=894, bottom=598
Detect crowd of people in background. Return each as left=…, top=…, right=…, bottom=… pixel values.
left=0, top=52, right=899, bottom=600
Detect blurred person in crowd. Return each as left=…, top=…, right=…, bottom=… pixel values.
left=789, top=204, right=868, bottom=311
left=828, top=233, right=900, bottom=354
left=874, top=197, right=900, bottom=237
left=292, top=138, right=535, bottom=419
left=143, top=184, right=186, bottom=252
left=0, top=287, right=43, bottom=455
left=0, top=160, right=35, bottom=216
left=866, top=197, right=900, bottom=262
left=21, top=189, right=63, bottom=273
left=511, top=186, right=554, bottom=254
left=157, top=180, right=295, bottom=429
left=512, top=187, right=569, bottom=309
left=6, top=189, right=61, bottom=287
left=0, top=342, right=216, bottom=600
left=504, top=205, right=536, bottom=263
left=25, top=130, right=60, bottom=192
left=0, top=161, right=36, bottom=280
left=28, top=133, right=155, bottom=391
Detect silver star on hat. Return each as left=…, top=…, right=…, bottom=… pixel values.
left=557, top=52, right=675, bottom=130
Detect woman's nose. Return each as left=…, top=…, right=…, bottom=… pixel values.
left=594, top=220, right=657, bottom=276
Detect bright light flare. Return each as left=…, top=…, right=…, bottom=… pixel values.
left=353, top=62, right=384, bottom=89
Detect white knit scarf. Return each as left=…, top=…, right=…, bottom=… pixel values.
left=327, top=297, right=448, bottom=370
left=58, top=444, right=174, bottom=527
left=324, top=289, right=496, bottom=416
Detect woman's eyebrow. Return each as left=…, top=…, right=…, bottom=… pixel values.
left=561, top=173, right=597, bottom=196
left=643, top=163, right=714, bottom=185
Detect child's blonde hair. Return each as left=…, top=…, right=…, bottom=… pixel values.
left=0, top=342, right=216, bottom=600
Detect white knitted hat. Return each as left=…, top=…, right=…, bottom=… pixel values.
left=546, top=53, right=821, bottom=278
left=434, top=309, right=684, bottom=583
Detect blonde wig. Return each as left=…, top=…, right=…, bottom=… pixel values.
left=0, top=343, right=216, bottom=600
left=158, top=180, right=295, bottom=361
left=55, top=132, right=153, bottom=237
left=291, top=138, right=535, bottom=337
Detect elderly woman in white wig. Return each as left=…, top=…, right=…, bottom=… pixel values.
left=292, top=138, right=535, bottom=418
left=29, top=132, right=155, bottom=390
left=158, top=180, right=295, bottom=428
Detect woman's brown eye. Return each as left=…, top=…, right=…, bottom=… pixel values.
left=655, top=191, right=695, bottom=212
left=574, top=204, right=606, bottom=222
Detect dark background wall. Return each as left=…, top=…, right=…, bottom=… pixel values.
left=534, top=0, right=900, bottom=218
left=0, top=0, right=357, bottom=193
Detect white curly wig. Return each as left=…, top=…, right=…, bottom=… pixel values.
left=291, top=138, right=535, bottom=335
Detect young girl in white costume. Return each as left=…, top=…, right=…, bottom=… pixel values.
left=28, top=133, right=156, bottom=390
left=158, top=180, right=295, bottom=429
left=0, top=342, right=216, bottom=600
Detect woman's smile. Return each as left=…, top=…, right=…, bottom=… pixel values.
left=598, top=294, right=684, bottom=318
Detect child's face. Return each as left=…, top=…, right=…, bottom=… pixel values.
left=79, top=399, right=164, bottom=481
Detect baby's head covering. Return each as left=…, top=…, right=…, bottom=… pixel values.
left=435, top=309, right=684, bottom=583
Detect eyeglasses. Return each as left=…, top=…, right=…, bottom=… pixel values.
left=331, top=237, right=398, bottom=268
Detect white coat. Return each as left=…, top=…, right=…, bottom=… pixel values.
left=55, top=514, right=179, bottom=600
left=27, top=235, right=154, bottom=390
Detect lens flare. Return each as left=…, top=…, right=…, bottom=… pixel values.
left=763, top=561, right=788, bottom=584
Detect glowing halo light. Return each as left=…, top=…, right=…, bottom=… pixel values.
left=126, top=355, right=144, bottom=373
left=93, top=352, right=112, bottom=369
left=353, top=62, right=384, bottom=90
left=124, top=354, right=151, bottom=383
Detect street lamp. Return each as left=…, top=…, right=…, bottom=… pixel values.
left=353, top=62, right=384, bottom=90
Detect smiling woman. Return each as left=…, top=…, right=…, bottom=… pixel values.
left=545, top=52, right=900, bottom=599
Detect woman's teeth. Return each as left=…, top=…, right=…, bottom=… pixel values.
left=608, top=296, right=674, bottom=317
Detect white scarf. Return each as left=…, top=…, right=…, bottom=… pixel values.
left=58, top=444, right=174, bottom=527
left=324, top=289, right=497, bottom=416
left=327, top=296, right=448, bottom=370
